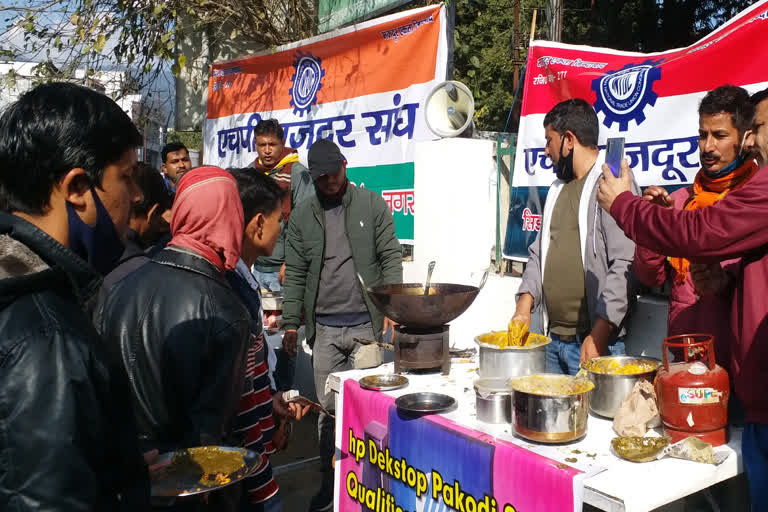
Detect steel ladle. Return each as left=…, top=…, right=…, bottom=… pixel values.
left=423, top=261, right=436, bottom=296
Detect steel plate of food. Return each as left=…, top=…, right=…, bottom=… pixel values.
left=150, top=446, right=261, bottom=497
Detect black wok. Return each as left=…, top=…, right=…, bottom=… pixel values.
left=365, top=272, right=487, bottom=328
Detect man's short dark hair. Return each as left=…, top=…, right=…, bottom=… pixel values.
left=751, top=87, right=768, bottom=109
left=161, top=142, right=188, bottom=164
left=543, top=98, right=599, bottom=149
left=253, top=119, right=284, bottom=140
left=132, top=163, right=174, bottom=217
left=0, top=82, right=142, bottom=215
left=699, top=85, right=754, bottom=138
left=228, top=168, right=287, bottom=222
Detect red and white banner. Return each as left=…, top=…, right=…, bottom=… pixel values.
left=504, top=0, right=768, bottom=259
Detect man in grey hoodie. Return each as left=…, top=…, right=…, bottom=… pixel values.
left=512, top=98, right=639, bottom=375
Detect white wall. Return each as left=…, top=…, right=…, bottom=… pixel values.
left=409, top=138, right=518, bottom=349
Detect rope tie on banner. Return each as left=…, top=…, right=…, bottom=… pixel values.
left=503, top=61, right=527, bottom=133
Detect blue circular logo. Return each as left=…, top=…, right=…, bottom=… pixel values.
left=289, top=52, right=325, bottom=117
left=592, top=60, right=661, bottom=132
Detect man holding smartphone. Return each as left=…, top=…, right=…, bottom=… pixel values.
left=632, top=85, right=756, bottom=372
left=597, top=86, right=768, bottom=512
left=511, top=98, right=640, bottom=375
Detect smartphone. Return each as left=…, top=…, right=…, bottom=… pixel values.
left=605, top=137, right=625, bottom=178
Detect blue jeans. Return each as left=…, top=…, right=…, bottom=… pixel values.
left=252, top=269, right=281, bottom=292
left=546, top=333, right=626, bottom=375
left=743, top=423, right=768, bottom=511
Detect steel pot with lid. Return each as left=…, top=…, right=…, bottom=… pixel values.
left=508, top=374, right=594, bottom=443
left=474, top=378, right=512, bottom=424
left=474, top=331, right=551, bottom=379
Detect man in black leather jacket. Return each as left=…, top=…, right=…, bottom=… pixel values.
left=0, top=83, right=149, bottom=510
left=95, top=167, right=251, bottom=511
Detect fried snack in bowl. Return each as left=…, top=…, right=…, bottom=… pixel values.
left=611, top=436, right=669, bottom=462
left=476, top=324, right=550, bottom=350
left=582, top=358, right=661, bottom=375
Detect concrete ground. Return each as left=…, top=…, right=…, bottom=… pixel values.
left=272, top=411, right=322, bottom=511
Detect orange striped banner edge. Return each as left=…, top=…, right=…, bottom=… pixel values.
left=207, top=5, right=442, bottom=119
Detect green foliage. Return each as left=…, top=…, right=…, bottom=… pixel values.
left=454, top=0, right=538, bottom=131
left=0, top=0, right=314, bottom=100
left=168, top=130, right=203, bottom=150
left=454, top=0, right=755, bottom=132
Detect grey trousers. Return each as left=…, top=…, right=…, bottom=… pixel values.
left=313, top=321, right=374, bottom=474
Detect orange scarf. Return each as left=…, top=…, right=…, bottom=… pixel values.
left=669, top=158, right=759, bottom=284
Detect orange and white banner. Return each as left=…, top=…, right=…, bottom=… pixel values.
left=204, top=4, right=448, bottom=241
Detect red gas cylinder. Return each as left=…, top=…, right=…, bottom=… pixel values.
left=655, top=334, right=729, bottom=446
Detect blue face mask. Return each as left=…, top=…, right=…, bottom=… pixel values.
left=703, top=131, right=750, bottom=179
left=704, top=153, right=746, bottom=179
left=66, top=187, right=125, bottom=275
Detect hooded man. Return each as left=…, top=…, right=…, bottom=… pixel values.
left=96, top=167, right=251, bottom=511
left=250, top=119, right=313, bottom=293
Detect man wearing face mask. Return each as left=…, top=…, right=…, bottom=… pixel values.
left=0, top=83, right=148, bottom=510
left=511, top=98, right=640, bottom=375
left=597, top=87, right=768, bottom=509
left=633, top=85, right=757, bottom=372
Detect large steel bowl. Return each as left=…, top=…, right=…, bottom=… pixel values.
left=508, top=374, right=594, bottom=443
left=366, top=282, right=482, bottom=327
left=581, top=355, right=661, bottom=418
left=474, top=332, right=551, bottom=379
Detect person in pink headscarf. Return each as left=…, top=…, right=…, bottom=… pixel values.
left=96, top=167, right=252, bottom=511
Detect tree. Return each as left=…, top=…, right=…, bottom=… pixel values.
left=454, top=0, right=756, bottom=132
left=454, top=0, right=541, bottom=131
left=0, top=0, right=314, bottom=103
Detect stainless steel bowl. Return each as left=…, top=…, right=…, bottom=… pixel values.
left=581, top=356, right=661, bottom=418
left=474, top=332, right=551, bottom=379
left=508, top=374, right=594, bottom=443
left=474, top=378, right=512, bottom=424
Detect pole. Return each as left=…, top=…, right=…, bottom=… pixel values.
left=513, top=0, right=519, bottom=91
left=530, top=8, right=537, bottom=42
left=549, top=0, right=562, bottom=42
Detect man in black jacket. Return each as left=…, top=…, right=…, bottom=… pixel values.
left=0, top=83, right=148, bottom=511
left=96, top=167, right=251, bottom=511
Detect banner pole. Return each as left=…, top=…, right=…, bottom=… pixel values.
left=530, top=8, right=537, bottom=41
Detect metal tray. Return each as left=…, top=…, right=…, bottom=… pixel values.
left=150, top=446, right=262, bottom=497
left=395, top=392, right=456, bottom=414
left=359, top=374, right=409, bottom=392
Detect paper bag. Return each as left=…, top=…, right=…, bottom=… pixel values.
left=613, top=379, right=661, bottom=436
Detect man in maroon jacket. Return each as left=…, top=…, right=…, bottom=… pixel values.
left=597, top=87, right=768, bottom=509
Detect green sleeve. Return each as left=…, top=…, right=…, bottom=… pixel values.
left=282, top=214, right=308, bottom=330
left=372, top=193, right=403, bottom=284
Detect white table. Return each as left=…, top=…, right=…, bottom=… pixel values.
left=328, top=360, right=743, bottom=512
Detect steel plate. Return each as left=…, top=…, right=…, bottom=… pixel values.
left=395, top=392, right=456, bottom=414
left=150, top=446, right=261, bottom=497
left=359, top=374, right=409, bottom=392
